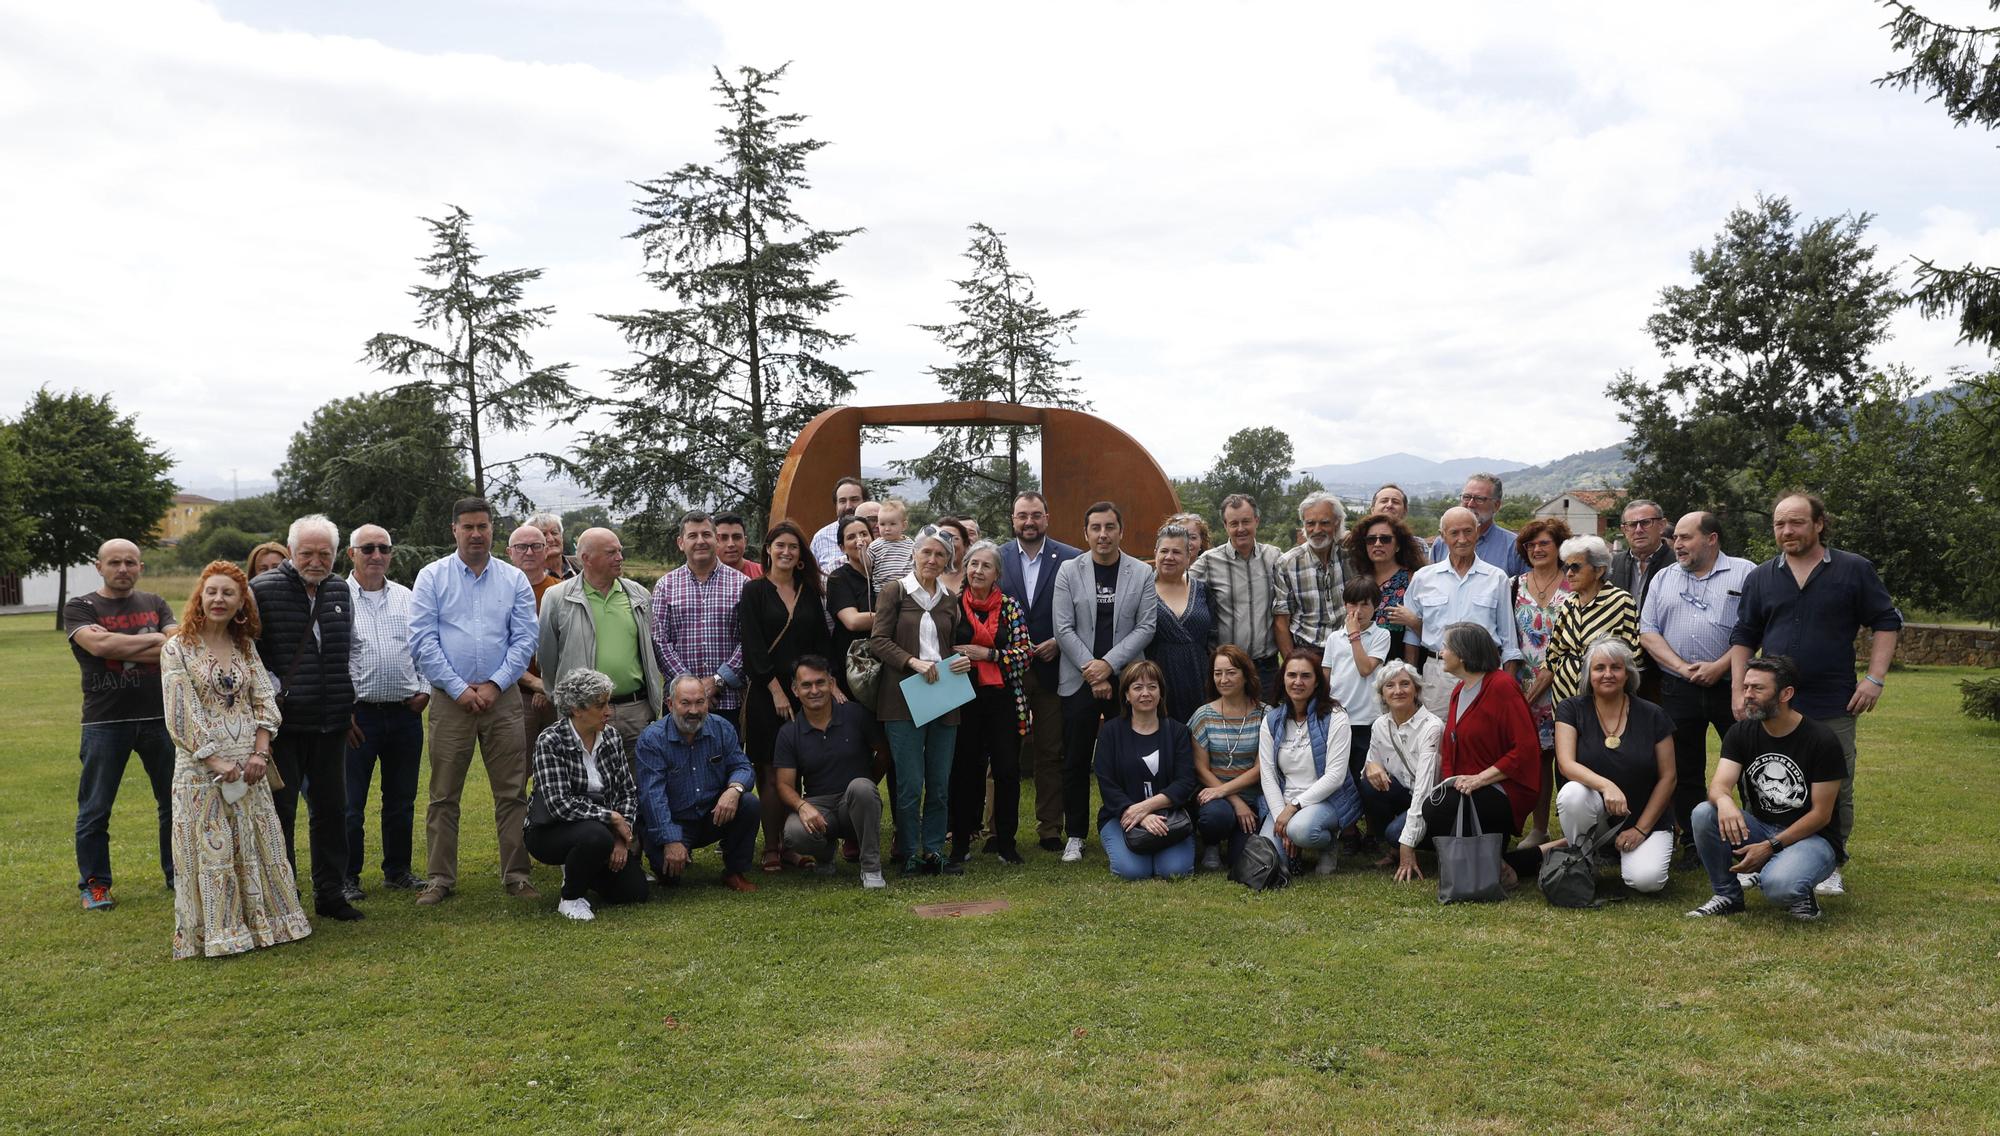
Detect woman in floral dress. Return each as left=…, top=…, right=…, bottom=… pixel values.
left=1508, top=518, right=1572, bottom=846
left=163, top=561, right=312, bottom=959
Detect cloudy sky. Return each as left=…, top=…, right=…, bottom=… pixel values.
left=4, top=0, right=1996, bottom=505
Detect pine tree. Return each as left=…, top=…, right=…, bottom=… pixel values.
left=361, top=205, right=575, bottom=508
left=898, top=223, right=1086, bottom=533
left=578, top=64, right=861, bottom=543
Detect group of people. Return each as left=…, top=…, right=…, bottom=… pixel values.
left=62, top=469, right=1900, bottom=958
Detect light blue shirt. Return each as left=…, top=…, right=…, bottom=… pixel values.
left=1639, top=553, right=1755, bottom=665
left=1405, top=557, right=1522, bottom=664
left=408, top=553, right=540, bottom=699
left=1429, top=523, right=1528, bottom=577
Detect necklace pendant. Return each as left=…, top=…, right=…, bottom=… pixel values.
left=1604, top=734, right=1621, bottom=749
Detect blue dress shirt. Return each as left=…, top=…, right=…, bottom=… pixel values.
left=1429, top=523, right=1528, bottom=577
left=408, top=553, right=540, bottom=699
left=1405, top=556, right=1523, bottom=663
left=632, top=713, right=755, bottom=846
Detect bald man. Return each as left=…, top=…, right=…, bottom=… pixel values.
left=1403, top=507, right=1523, bottom=714
left=65, top=538, right=178, bottom=910
left=508, top=523, right=559, bottom=752
left=539, top=527, right=663, bottom=745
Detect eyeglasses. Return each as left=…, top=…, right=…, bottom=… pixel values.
left=1460, top=493, right=1493, bottom=504
left=1561, top=562, right=1587, bottom=575
left=1622, top=517, right=1664, bottom=530
left=1364, top=534, right=1396, bottom=545
left=509, top=542, right=546, bottom=552
left=1678, top=589, right=1710, bottom=611
left=354, top=543, right=393, bottom=555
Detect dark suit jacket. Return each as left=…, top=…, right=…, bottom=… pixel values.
left=999, top=537, right=1081, bottom=688
left=1609, top=544, right=1674, bottom=612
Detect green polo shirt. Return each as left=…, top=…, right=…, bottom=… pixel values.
left=585, top=580, right=645, bottom=697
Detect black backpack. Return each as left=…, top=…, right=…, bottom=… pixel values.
left=1230, top=835, right=1290, bottom=892
left=1537, top=818, right=1626, bottom=909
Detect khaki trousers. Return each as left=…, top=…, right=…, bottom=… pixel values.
left=1024, top=671, right=1066, bottom=841
left=426, top=686, right=531, bottom=890
left=520, top=684, right=557, bottom=757
left=609, top=699, right=653, bottom=747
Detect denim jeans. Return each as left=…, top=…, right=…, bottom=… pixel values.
left=1100, top=819, right=1195, bottom=880
left=885, top=720, right=957, bottom=859
left=1195, top=794, right=1265, bottom=865
left=1260, top=798, right=1344, bottom=853
left=344, top=702, right=424, bottom=880
left=75, top=719, right=176, bottom=888
left=1354, top=773, right=1413, bottom=844
left=651, top=794, right=763, bottom=880
left=1689, top=800, right=1836, bottom=904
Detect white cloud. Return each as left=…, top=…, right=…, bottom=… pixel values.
left=0, top=0, right=1993, bottom=505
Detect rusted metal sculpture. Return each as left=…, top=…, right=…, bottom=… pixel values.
left=769, top=401, right=1181, bottom=557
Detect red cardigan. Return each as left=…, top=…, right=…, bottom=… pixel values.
left=1439, top=674, right=1543, bottom=834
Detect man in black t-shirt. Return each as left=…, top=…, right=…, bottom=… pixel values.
left=64, top=538, right=179, bottom=911
left=1686, top=656, right=1843, bottom=921
left=775, top=657, right=888, bottom=888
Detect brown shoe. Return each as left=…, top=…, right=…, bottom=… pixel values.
left=506, top=880, right=542, bottom=900
left=719, top=873, right=759, bottom=893
left=414, top=884, right=451, bottom=906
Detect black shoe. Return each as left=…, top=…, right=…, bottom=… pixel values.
left=1038, top=836, right=1062, bottom=852
left=995, top=846, right=1025, bottom=865
left=382, top=870, right=424, bottom=891
left=899, top=857, right=923, bottom=877
left=340, top=878, right=366, bottom=904
left=981, top=837, right=998, bottom=854
left=942, top=859, right=966, bottom=876
left=921, top=854, right=943, bottom=876
left=320, top=901, right=367, bottom=922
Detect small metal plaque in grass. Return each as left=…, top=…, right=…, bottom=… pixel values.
left=912, top=899, right=1011, bottom=918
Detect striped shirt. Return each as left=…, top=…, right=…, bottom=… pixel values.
left=1189, top=701, right=1265, bottom=784
left=1192, top=541, right=1283, bottom=661
left=1273, top=543, right=1346, bottom=650
left=1544, top=584, right=1641, bottom=702
left=648, top=562, right=747, bottom=710
left=347, top=577, right=425, bottom=703
left=868, top=538, right=916, bottom=595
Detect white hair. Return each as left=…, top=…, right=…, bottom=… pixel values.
left=1372, top=658, right=1424, bottom=695
left=287, top=514, right=340, bottom=550
left=1583, top=637, right=1642, bottom=694
left=1559, top=534, right=1612, bottom=571
left=528, top=511, right=565, bottom=530
left=1297, top=490, right=1346, bottom=529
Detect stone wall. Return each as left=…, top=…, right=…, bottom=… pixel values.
left=1854, top=624, right=2000, bottom=669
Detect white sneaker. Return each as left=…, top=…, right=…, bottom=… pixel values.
left=860, top=871, right=886, bottom=890
left=556, top=897, right=595, bottom=922
left=1315, top=852, right=1339, bottom=876
left=1200, top=846, right=1222, bottom=871
left=1735, top=872, right=1760, bottom=891
left=1814, top=868, right=1845, bottom=896
left=1061, top=837, right=1084, bottom=863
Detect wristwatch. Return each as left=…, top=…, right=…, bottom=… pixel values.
left=1767, top=836, right=1785, bottom=854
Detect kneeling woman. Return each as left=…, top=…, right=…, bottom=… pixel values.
left=1258, top=649, right=1361, bottom=876
left=1094, top=660, right=1198, bottom=879
left=1419, top=622, right=1544, bottom=887
left=1552, top=638, right=1676, bottom=893
left=526, top=668, right=649, bottom=921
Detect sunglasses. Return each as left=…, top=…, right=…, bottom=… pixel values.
left=1364, top=534, right=1396, bottom=545
left=355, top=543, right=393, bottom=555
left=1561, top=562, right=1588, bottom=574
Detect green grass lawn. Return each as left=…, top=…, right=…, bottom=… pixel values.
left=3, top=612, right=1997, bottom=1135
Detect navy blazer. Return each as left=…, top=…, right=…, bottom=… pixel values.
left=999, top=537, right=1081, bottom=687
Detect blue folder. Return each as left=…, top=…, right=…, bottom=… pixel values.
left=899, top=654, right=976, bottom=727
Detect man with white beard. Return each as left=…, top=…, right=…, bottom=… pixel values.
left=1273, top=491, right=1347, bottom=664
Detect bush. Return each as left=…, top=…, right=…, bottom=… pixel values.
left=1960, top=676, right=2000, bottom=723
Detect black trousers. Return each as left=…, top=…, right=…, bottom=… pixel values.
left=1061, top=688, right=1119, bottom=839
left=1659, top=673, right=1735, bottom=845
left=526, top=819, right=649, bottom=904
left=270, top=728, right=349, bottom=909
left=1419, top=783, right=1544, bottom=876
left=951, top=684, right=1021, bottom=855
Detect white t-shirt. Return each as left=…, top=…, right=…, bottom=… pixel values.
left=1276, top=726, right=1317, bottom=803
left=1322, top=624, right=1391, bottom=722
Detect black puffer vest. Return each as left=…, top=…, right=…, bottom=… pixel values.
left=251, top=561, right=355, bottom=733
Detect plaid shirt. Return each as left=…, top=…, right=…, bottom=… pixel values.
left=1192, top=541, right=1283, bottom=661
left=347, top=577, right=425, bottom=703
left=649, top=562, right=747, bottom=710
left=1272, top=543, right=1346, bottom=652
left=529, top=719, right=639, bottom=826
left=632, top=713, right=754, bottom=846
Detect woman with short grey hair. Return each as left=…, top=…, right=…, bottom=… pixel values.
left=1552, top=636, right=1676, bottom=893
left=525, top=667, right=648, bottom=920
left=1525, top=533, right=1640, bottom=708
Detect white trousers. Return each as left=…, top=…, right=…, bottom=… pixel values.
left=1556, top=780, right=1672, bottom=893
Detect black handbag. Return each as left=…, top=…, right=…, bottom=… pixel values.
left=1230, top=832, right=1290, bottom=892
left=1122, top=807, right=1194, bottom=854
left=1538, top=817, right=1625, bottom=909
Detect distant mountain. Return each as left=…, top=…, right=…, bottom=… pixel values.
left=1497, top=443, right=1632, bottom=502
left=1300, top=452, right=1528, bottom=497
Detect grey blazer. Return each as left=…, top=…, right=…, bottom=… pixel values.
left=1052, top=553, right=1159, bottom=697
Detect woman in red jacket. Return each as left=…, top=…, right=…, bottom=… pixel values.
left=1421, top=621, right=1544, bottom=884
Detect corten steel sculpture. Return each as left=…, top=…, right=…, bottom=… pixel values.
left=770, top=401, right=1181, bottom=557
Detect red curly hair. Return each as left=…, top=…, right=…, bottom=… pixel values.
left=177, top=560, right=262, bottom=654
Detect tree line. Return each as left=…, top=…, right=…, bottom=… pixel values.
left=4, top=10, right=1999, bottom=623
